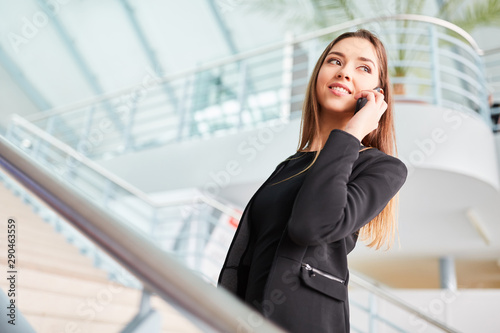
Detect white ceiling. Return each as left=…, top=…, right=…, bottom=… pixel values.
left=1, top=0, right=499, bottom=134
left=0, top=0, right=293, bottom=131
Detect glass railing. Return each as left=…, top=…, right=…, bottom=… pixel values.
left=483, top=47, right=500, bottom=132
left=11, top=15, right=491, bottom=160
left=6, top=115, right=240, bottom=286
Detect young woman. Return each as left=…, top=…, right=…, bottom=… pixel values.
left=218, top=29, right=408, bottom=333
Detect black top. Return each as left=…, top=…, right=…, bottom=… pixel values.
left=245, top=151, right=315, bottom=309
left=218, top=129, right=408, bottom=333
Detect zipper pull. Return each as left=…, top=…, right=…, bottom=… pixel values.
left=302, top=263, right=315, bottom=277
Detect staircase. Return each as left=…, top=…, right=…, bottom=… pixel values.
left=0, top=180, right=201, bottom=333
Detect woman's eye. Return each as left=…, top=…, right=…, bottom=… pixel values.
left=360, top=65, right=371, bottom=73
left=328, top=58, right=341, bottom=65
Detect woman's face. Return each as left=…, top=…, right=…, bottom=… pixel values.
left=316, top=37, right=381, bottom=114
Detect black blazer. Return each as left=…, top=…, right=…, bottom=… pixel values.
left=218, top=129, right=408, bottom=333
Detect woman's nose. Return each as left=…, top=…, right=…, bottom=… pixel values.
left=337, top=71, right=350, bottom=80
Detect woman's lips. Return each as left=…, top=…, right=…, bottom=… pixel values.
left=328, top=85, right=351, bottom=96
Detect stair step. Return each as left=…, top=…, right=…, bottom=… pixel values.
left=0, top=218, right=98, bottom=266
left=0, top=267, right=133, bottom=301
left=14, top=220, right=81, bottom=238
left=0, top=240, right=94, bottom=265
left=24, top=314, right=124, bottom=333
left=0, top=266, right=205, bottom=331
left=26, top=312, right=199, bottom=333
left=3, top=284, right=139, bottom=323
left=1, top=236, right=88, bottom=260
left=0, top=284, right=200, bottom=332
left=0, top=256, right=109, bottom=283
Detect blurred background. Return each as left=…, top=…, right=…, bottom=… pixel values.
left=0, top=0, right=500, bottom=332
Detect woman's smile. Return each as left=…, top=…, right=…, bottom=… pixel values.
left=328, top=83, right=352, bottom=96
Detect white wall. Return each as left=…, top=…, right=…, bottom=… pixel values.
left=98, top=117, right=302, bottom=206
left=350, top=289, right=500, bottom=333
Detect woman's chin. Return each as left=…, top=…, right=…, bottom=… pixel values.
left=320, top=106, right=355, bottom=115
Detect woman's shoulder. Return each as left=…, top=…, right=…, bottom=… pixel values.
left=359, top=145, right=403, bottom=161
left=357, top=147, right=408, bottom=177
left=284, top=150, right=316, bottom=160
left=288, top=144, right=406, bottom=170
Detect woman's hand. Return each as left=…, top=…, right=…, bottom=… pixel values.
left=343, top=89, right=387, bottom=142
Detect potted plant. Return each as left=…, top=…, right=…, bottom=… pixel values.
left=242, top=0, right=500, bottom=97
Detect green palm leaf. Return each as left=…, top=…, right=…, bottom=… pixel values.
left=451, top=0, right=500, bottom=32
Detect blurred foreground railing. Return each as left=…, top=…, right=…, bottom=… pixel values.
left=0, top=134, right=286, bottom=333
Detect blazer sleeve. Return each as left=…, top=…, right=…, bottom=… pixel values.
left=287, top=129, right=408, bottom=246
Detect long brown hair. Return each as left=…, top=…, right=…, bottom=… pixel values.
left=298, top=29, right=400, bottom=250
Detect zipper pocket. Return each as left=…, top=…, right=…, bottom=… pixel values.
left=301, top=263, right=345, bottom=284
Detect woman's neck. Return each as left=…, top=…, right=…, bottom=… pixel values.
left=308, top=111, right=352, bottom=151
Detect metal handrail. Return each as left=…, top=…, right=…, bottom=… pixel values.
left=483, top=46, right=500, bottom=56
left=349, top=274, right=462, bottom=333
left=23, top=14, right=484, bottom=122
left=11, top=114, right=242, bottom=220
left=0, top=134, right=284, bottom=333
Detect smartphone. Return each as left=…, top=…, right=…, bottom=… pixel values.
left=355, top=87, right=382, bottom=114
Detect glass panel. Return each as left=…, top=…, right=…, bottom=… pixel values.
left=0, top=167, right=204, bottom=332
